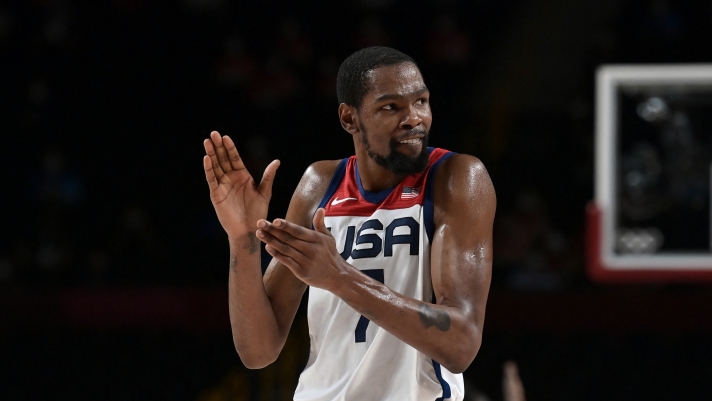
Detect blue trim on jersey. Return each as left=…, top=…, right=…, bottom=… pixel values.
left=354, top=161, right=395, bottom=204
left=424, top=150, right=456, bottom=242
left=355, top=148, right=437, bottom=204
left=317, top=158, right=349, bottom=211
left=432, top=360, right=452, bottom=400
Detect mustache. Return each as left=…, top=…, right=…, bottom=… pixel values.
left=393, top=128, right=428, bottom=142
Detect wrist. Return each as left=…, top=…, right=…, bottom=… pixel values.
left=228, top=231, right=261, bottom=256
left=324, top=261, right=357, bottom=296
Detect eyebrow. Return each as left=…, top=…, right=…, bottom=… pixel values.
left=373, top=86, right=430, bottom=103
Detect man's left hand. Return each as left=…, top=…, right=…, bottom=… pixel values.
left=256, top=208, right=348, bottom=290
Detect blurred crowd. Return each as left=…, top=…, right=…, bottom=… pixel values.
left=4, top=2, right=712, bottom=401
left=2, top=0, right=712, bottom=289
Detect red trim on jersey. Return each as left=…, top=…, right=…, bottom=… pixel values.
left=323, top=148, right=452, bottom=217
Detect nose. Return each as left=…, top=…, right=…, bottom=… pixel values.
left=399, top=104, right=423, bottom=130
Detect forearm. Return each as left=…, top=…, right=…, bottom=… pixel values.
left=228, top=233, right=282, bottom=368
left=331, top=267, right=482, bottom=373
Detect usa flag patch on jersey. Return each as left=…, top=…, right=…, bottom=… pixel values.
left=401, top=186, right=420, bottom=199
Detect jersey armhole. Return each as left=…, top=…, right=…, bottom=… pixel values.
left=423, top=152, right=456, bottom=242
left=312, top=158, right=348, bottom=226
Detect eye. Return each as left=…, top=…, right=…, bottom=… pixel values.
left=382, top=104, right=395, bottom=110
left=416, top=98, right=428, bottom=105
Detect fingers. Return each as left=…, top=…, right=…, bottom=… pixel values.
left=203, top=155, right=219, bottom=191
left=313, top=208, right=331, bottom=236
left=257, top=225, right=308, bottom=263
left=503, top=361, right=519, bottom=377
left=258, top=159, right=280, bottom=201
left=256, top=219, right=304, bottom=247
left=264, top=244, right=303, bottom=276
left=268, top=218, right=314, bottom=242
left=210, top=131, right=233, bottom=174
left=222, top=135, right=246, bottom=171
left=503, top=361, right=526, bottom=401
left=203, top=137, right=225, bottom=180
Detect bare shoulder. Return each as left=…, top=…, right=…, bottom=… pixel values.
left=300, top=159, right=342, bottom=189
left=264, top=159, right=341, bottom=287
left=288, top=159, right=342, bottom=227
left=433, top=154, right=496, bottom=218
left=262, top=160, right=343, bottom=327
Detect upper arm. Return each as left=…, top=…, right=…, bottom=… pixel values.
left=262, top=159, right=341, bottom=337
left=430, top=154, right=496, bottom=332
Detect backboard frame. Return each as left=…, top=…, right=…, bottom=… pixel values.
left=589, top=64, right=712, bottom=283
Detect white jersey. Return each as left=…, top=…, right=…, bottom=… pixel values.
left=294, top=148, right=464, bottom=401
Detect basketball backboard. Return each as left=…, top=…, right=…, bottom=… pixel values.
left=589, top=64, right=712, bottom=282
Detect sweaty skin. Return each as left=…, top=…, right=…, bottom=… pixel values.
left=256, top=153, right=494, bottom=372
left=203, top=62, right=495, bottom=373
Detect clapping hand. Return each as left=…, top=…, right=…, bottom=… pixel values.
left=203, top=131, right=280, bottom=239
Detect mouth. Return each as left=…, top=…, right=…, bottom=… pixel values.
left=396, top=128, right=427, bottom=145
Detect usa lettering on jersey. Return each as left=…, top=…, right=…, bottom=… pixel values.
left=330, top=217, right=420, bottom=260
left=295, top=148, right=464, bottom=401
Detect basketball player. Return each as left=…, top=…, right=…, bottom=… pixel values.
left=202, top=47, right=495, bottom=400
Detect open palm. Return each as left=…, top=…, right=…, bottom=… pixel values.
left=203, top=131, right=280, bottom=239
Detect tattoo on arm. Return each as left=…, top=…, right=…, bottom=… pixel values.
left=229, top=253, right=237, bottom=272
left=418, top=303, right=451, bottom=331
left=230, top=233, right=258, bottom=272
left=242, top=232, right=259, bottom=254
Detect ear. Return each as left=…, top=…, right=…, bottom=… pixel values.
left=338, top=103, right=360, bottom=135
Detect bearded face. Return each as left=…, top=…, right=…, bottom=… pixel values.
left=359, top=123, right=430, bottom=176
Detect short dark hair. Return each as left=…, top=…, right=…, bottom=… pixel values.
left=336, top=46, right=417, bottom=108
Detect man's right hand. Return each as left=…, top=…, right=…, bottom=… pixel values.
left=203, top=131, right=280, bottom=240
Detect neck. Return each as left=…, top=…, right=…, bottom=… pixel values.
left=354, top=147, right=407, bottom=192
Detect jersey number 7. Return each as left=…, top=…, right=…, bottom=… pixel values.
left=354, top=269, right=384, bottom=343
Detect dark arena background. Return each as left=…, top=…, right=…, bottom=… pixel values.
left=3, top=1, right=712, bottom=400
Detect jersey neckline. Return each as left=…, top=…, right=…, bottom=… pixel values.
left=354, top=147, right=434, bottom=205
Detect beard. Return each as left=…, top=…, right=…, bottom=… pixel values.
left=360, top=125, right=430, bottom=176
